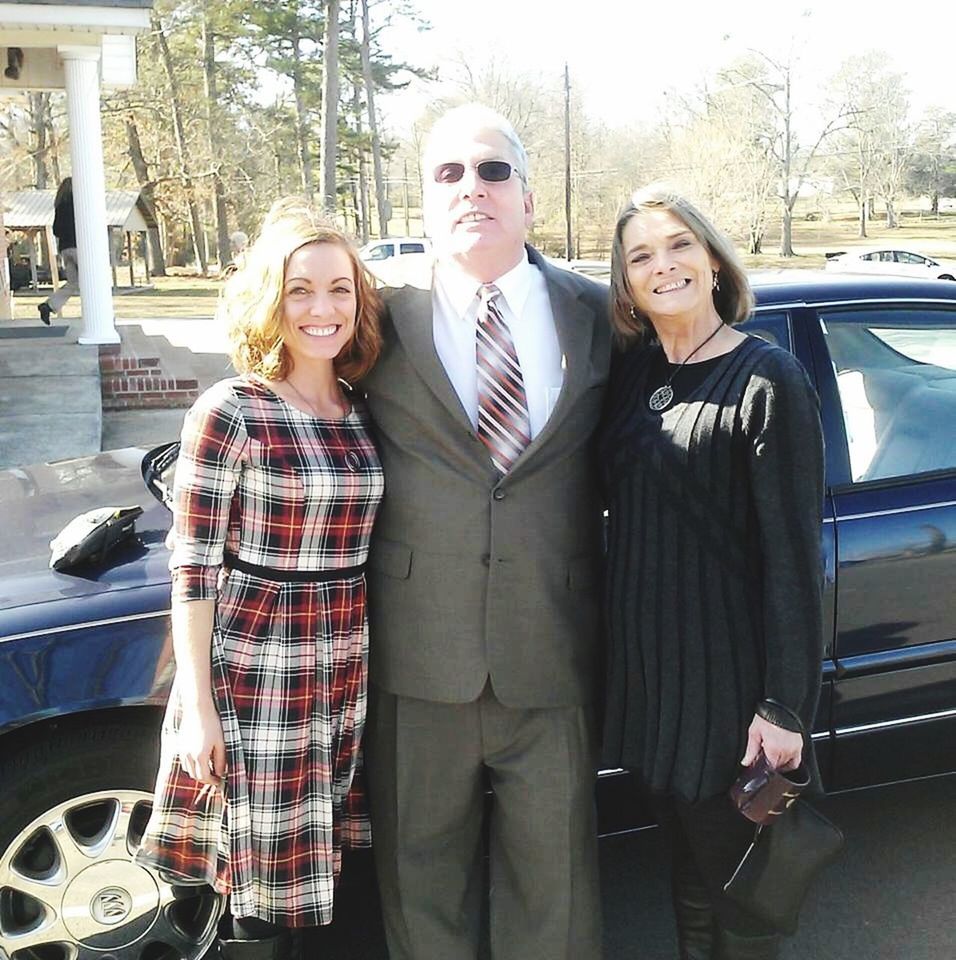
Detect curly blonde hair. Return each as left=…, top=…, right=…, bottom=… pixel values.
left=222, top=198, right=382, bottom=383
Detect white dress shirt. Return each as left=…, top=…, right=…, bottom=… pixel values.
left=432, top=254, right=564, bottom=440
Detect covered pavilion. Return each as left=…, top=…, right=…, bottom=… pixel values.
left=0, top=0, right=152, bottom=344
left=5, top=187, right=159, bottom=291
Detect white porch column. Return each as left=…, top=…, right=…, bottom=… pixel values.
left=60, top=44, right=119, bottom=345
left=0, top=191, right=11, bottom=320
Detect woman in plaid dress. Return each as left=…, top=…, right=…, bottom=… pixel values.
left=136, top=200, right=384, bottom=957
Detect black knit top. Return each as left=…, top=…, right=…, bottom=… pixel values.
left=600, top=335, right=825, bottom=802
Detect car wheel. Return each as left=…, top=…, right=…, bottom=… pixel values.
left=0, top=720, right=223, bottom=960
left=938, top=274, right=955, bottom=281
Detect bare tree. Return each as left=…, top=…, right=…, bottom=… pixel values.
left=202, top=9, right=231, bottom=267
left=125, top=115, right=168, bottom=276
left=154, top=11, right=208, bottom=274
left=722, top=52, right=854, bottom=256
left=27, top=93, right=52, bottom=189
left=658, top=78, right=778, bottom=255
left=360, top=0, right=389, bottom=237
left=319, top=0, right=340, bottom=212
left=827, top=53, right=911, bottom=237
left=906, top=109, right=956, bottom=216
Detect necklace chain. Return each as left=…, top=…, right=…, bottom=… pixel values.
left=284, top=376, right=345, bottom=419
left=648, top=321, right=724, bottom=413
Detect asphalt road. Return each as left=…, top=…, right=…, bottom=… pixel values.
left=309, top=773, right=956, bottom=959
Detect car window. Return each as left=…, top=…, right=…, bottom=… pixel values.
left=743, top=310, right=791, bottom=351
left=895, top=252, right=927, bottom=265
left=365, top=244, right=393, bottom=261
left=820, top=308, right=956, bottom=483
left=399, top=243, right=426, bottom=254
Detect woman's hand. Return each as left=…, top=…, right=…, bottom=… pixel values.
left=178, top=700, right=227, bottom=789
left=741, top=713, right=803, bottom=771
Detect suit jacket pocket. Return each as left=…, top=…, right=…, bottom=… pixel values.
left=567, top=553, right=601, bottom=591
left=369, top=537, right=413, bottom=580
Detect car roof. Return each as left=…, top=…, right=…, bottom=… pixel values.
left=362, top=237, right=430, bottom=247
left=833, top=246, right=951, bottom=260
left=842, top=247, right=911, bottom=255
left=750, top=270, right=956, bottom=307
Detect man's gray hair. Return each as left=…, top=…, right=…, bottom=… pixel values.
left=423, top=103, right=530, bottom=187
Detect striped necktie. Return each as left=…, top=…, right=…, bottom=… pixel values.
left=476, top=283, right=530, bottom=473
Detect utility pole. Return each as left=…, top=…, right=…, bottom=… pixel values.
left=564, top=63, right=573, bottom=261
left=403, top=159, right=411, bottom=235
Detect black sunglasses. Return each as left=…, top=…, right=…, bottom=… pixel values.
left=432, top=160, right=517, bottom=184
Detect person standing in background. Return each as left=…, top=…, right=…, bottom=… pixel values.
left=38, top=177, right=78, bottom=325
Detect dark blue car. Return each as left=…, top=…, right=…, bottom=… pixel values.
left=2, top=273, right=955, bottom=960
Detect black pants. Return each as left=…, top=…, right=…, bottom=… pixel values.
left=651, top=790, right=777, bottom=938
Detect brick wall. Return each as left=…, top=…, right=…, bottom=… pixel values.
left=98, top=344, right=199, bottom=410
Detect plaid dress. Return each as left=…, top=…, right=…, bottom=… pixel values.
left=136, top=377, right=383, bottom=927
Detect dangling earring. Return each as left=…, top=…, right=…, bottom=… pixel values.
left=629, top=305, right=639, bottom=320
left=712, top=271, right=720, bottom=292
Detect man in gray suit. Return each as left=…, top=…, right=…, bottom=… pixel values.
left=363, top=103, right=610, bottom=960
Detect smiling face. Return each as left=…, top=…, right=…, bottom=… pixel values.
left=280, top=241, right=357, bottom=368
left=423, top=125, right=534, bottom=281
left=622, top=208, right=720, bottom=324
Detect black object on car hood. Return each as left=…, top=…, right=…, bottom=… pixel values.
left=0, top=448, right=173, bottom=612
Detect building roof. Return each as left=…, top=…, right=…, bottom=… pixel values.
left=2, top=189, right=157, bottom=231
left=2, top=1, right=153, bottom=7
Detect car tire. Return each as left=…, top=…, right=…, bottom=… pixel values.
left=938, top=274, right=955, bottom=281
left=0, top=719, right=223, bottom=960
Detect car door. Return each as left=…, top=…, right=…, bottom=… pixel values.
left=808, top=300, right=956, bottom=790
left=892, top=251, right=932, bottom=280
left=749, top=307, right=837, bottom=777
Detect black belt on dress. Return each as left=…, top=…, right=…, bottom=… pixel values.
left=223, top=552, right=366, bottom=582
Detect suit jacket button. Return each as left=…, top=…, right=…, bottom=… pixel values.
left=493, top=489, right=506, bottom=501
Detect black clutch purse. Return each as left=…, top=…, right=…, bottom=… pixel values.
left=724, top=753, right=844, bottom=935
left=49, top=505, right=143, bottom=572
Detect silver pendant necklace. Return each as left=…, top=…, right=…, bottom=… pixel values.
left=648, top=321, right=725, bottom=412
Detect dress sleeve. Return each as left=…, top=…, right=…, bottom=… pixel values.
left=743, top=351, right=825, bottom=729
left=169, top=384, right=248, bottom=602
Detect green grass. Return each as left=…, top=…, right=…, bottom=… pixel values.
left=555, top=205, right=956, bottom=268
left=10, top=273, right=222, bottom=321
left=743, top=210, right=956, bottom=270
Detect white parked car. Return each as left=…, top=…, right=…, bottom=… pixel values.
left=825, top=248, right=956, bottom=281
left=359, top=237, right=432, bottom=285
left=359, top=236, right=431, bottom=262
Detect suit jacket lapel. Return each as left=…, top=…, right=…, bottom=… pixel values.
left=387, top=283, right=475, bottom=435
left=386, top=250, right=599, bottom=478
left=514, top=249, right=596, bottom=462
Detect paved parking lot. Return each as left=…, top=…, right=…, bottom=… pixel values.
left=311, top=773, right=956, bottom=959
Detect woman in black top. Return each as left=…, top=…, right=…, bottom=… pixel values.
left=38, top=177, right=78, bottom=325
left=600, top=185, right=824, bottom=960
